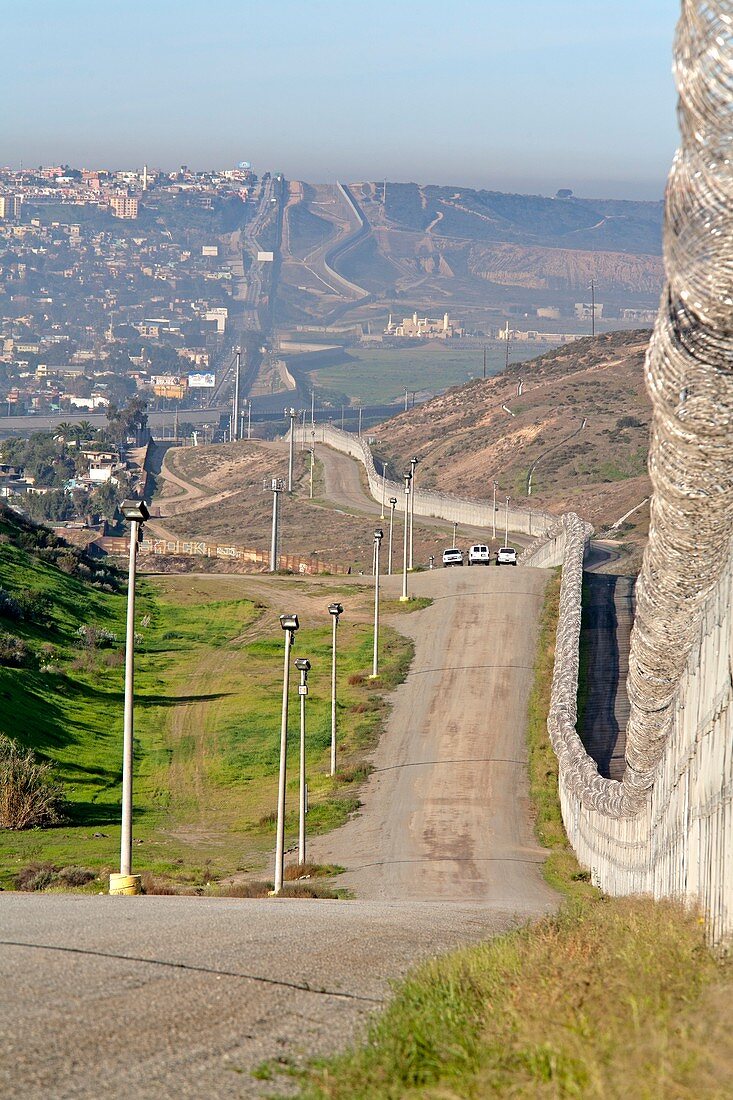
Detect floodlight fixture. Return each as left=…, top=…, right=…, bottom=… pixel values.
left=279, top=613, right=299, bottom=632
left=295, top=658, right=311, bottom=673
left=374, top=528, right=384, bottom=542
left=328, top=602, right=344, bottom=618
left=120, top=499, right=150, bottom=523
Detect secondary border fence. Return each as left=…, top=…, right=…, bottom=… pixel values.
left=524, top=0, right=733, bottom=944
left=310, top=422, right=558, bottom=539
left=98, top=536, right=348, bottom=576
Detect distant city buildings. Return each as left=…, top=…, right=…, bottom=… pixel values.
left=385, top=311, right=464, bottom=339
left=574, top=301, right=604, bottom=321
left=109, top=195, right=139, bottom=219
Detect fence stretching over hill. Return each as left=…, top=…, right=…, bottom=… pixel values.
left=523, top=0, right=733, bottom=943
left=310, top=422, right=558, bottom=539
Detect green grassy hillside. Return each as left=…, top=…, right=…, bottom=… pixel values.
left=0, top=509, right=412, bottom=889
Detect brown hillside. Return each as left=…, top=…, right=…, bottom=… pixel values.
left=370, top=329, right=653, bottom=551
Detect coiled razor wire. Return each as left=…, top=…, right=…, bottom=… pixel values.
left=532, top=0, right=733, bottom=818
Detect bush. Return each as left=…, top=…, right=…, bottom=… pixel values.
left=0, top=632, right=33, bottom=667
left=0, top=588, right=22, bottom=622
left=16, top=588, right=52, bottom=625
left=0, top=734, right=65, bottom=828
left=15, top=862, right=57, bottom=891
left=57, top=866, right=96, bottom=887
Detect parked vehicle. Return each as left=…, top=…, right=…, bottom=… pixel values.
left=442, top=547, right=464, bottom=567
left=468, top=544, right=492, bottom=566
left=496, top=546, right=517, bottom=566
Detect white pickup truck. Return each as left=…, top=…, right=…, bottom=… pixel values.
left=496, top=546, right=517, bottom=566
left=442, top=547, right=464, bottom=567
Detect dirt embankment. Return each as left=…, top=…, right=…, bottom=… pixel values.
left=369, top=330, right=652, bottom=558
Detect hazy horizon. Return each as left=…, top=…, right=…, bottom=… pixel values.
left=1, top=0, right=679, bottom=202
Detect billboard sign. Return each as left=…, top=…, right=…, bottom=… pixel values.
left=188, top=372, right=216, bottom=388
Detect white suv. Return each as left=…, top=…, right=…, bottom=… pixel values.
left=442, top=547, right=464, bottom=567
left=496, top=546, right=517, bottom=566
left=468, top=544, right=491, bottom=566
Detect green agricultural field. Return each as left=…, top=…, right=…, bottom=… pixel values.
left=307, top=342, right=548, bottom=405
left=0, top=539, right=412, bottom=889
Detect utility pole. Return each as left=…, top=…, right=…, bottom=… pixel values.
left=483, top=345, right=487, bottom=380
left=505, top=328, right=511, bottom=370
left=311, top=389, right=315, bottom=429
left=388, top=497, right=397, bottom=575
left=274, top=614, right=299, bottom=894
left=247, top=399, right=252, bottom=440
left=400, top=473, right=411, bottom=601
left=269, top=478, right=284, bottom=570
left=409, top=456, right=418, bottom=570
left=505, top=496, right=510, bottom=545
left=232, top=347, right=241, bottom=442
left=590, top=278, right=596, bottom=337
left=370, top=529, right=383, bottom=678
left=286, top=407, right=296, bottom=492
left=328, top=603, right=343, bottom=776
left=492, top=481, right=498, bottom=540
left=358, top=406, right=363, bottom=437
left=295, top=657, right=311, bottom=865
left=309, top=448, right=314, bottom=499
left=452, top=520, right=458, bottom=546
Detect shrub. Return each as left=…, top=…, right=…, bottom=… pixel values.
left=15, top=588, right=52, bottom=625
left=15, top=862, right=57, bottom=891
left=0, top=734, right=65, bottom=829
left=57, top=866, right=96, bottom=887
left=0, top=632, right=33, bottom=668
left=0, top=588, right=22, bottom=622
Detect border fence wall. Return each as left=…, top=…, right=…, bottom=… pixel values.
left=313, top=423, right=558, bottom=539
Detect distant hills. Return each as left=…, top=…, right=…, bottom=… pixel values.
left=277, top=180, right=664, bottom=328
left=370, top=328, right=652, bottom=567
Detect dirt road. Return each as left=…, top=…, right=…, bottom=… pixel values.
left=313, top=566, right=555, bottom=909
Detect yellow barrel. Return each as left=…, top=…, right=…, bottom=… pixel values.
left=109, top=873, right=142, bottom=896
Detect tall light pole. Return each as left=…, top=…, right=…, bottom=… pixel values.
left=309, top=447, right=315, bottom=499
left=400, top=472, right=411, bottom=602
left=274, top=614, right=299, bottom=894
left=590, top=278, right=596, bottom=337
left=286, top=407, right=296, bottom=492
left=247, top=399, right=252, bottom=440
left=388, top=496, right=397, bottom=575
left=380, top=462, right=388, bottom=519
left=409, top=456, right=418, bottom=570
left=328, top=603, right=343, bottom=776
left=110, top=498, right=150, bottom=897
left=371, top=529, right=383, bottom=678
left=311, top=389, right=315, bottom=429
left=452, top=521, right=458, bottom=546
left=505, top=496, right=510, bottom=545
left=493, top=481, right=498, bottom=540
left=269, top=477, right=285, bottom=571
left=232, top=347, right=241, bottom=441
left=295, top=657, right=311, bottom=866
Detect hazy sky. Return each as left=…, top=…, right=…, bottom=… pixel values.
left=1, top=1, right=680, bottom=199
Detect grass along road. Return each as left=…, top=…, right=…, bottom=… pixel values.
left=0, top=549, right=414, bottom=890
